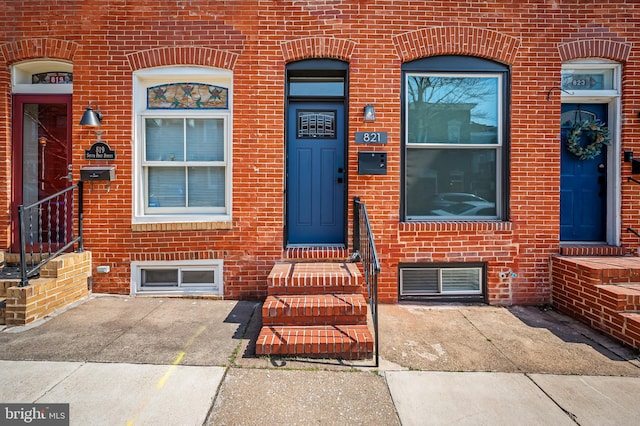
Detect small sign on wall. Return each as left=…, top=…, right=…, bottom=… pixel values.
left=85, top=142, right=116, bottom=160
left=355, top=131, right=388, bottom=144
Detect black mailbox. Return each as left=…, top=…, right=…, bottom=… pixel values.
left=358, top=152, right=387, bottom=175
left=80, top=166, right=115, bottom=181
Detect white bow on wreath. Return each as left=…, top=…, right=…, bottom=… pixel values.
left=565, top=119, right=610, bottom=160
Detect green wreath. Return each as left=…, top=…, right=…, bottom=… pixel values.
left=565, top=119, right=610, bottom=160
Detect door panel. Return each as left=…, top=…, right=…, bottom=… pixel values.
left=287, top=102, right=345, bottom=244
left=12, top=95, right=73, bottom=250
left=560, top=103, right=607, bottom=241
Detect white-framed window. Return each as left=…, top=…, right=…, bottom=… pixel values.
left=133, top=67, right=232, bottom=224
left=561, top=61, right=620, bottom=97
left=131, top=260, right=223, bottom=296
left=402, top=56, right=509, bottom=221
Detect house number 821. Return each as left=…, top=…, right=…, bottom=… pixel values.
left=355, top=131, right=388, bottom=144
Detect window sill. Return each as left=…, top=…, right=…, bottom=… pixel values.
left=131, top=219, right=232, bottom=232
left=399, top=220, right=512, bottom=233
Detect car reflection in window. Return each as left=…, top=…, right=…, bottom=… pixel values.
left=430, top=192, right=489, bottom=210
left=430, top=200, right=496, bottom=216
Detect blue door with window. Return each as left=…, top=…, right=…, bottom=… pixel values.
left=287, top=101, right=345, bottom=244
left=560, top=103, right=607, bottom=241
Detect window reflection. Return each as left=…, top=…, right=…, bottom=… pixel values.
left=407, top=76, right=499, bottom=145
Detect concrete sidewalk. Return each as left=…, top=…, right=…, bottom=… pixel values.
left=1, top=295, right=640, bottom=425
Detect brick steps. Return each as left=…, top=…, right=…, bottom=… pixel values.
left=256, top=261, right=373, bottom=359
left=262, top=294, right=368, bottom=326
left=619, top=312, right=640, bottom=344
left=267, top=262, right=362, bottom=295
left=596, top=284, right=640, bottom=311
left=552, top=256, right=640, bottom=349
left=255, top=325, right=373, bottom=359
left=559, top=245, right=627, bottom=256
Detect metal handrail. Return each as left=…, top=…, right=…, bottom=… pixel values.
left=18, top=182, right=84, bottom=286
left=352, top=197, right=381, bottom=367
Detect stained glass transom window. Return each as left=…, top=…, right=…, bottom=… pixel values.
left=147, top=83, right=228, bottom=109
left=297, top=111, right=335, bottom=138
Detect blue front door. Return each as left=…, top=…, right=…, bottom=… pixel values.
left=287, top=102, right=345, bottom=244
left=560, top=103, right=607, bottom=241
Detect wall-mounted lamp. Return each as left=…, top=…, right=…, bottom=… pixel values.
left=363, top=105, right=376, bottom=122
left=79, top=104, right=103, bottom=127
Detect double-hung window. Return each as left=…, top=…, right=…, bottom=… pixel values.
left=402, top=56, right=509, bottom=221
left=143, top=116, right=226, bottom=213
left=134, top=67, right=232, bottom=223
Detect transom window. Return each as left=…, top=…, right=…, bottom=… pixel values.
left=133, top=67, right=232, bottom=223
left=402, top=56, right=509, bottom=221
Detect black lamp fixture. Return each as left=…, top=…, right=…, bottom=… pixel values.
left=79, top=103, right=103, bottom=127
left=363, top=104, right=376, bottom=122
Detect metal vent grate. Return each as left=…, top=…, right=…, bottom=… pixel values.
left=400, top=266, right=482, bottom=297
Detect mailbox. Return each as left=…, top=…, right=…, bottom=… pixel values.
left=80, top=166, right=115, bottom=181
left=358, top=152, right=387, bottom=175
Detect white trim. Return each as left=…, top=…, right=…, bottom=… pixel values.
left=11, top=60, right=73, bottom=94
left=132, top=66, right=233, bottom=224
left=561, top=61, right=621, bottom=246
left=130, top=259, right=223, bottom=296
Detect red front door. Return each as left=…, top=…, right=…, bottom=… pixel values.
left=11, top=94, right=73, bottom=251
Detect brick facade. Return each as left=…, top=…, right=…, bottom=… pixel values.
left=1, top=1, right=639, bottom=304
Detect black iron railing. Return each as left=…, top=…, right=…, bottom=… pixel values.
left=627, top=177, right=640, bottom=239
left=18, top=182, right=84, bottom=287
left=352, top=197, right=381, bottom=367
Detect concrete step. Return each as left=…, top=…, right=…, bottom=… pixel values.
left=268, top=262, right=362, bottom=295
left=262, top=294, right=368, bottom=326
left=255, top=324, right=373, bottom=359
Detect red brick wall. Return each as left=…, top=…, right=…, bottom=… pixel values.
left=1, top=1, right=639, bottom=304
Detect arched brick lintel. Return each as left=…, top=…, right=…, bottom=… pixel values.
left=0, top=38, right=78, bottom=64
left=393, top=27, right=520, bottom=65
left=558, top=39, right=632, bottom=63
left=281, top=37, right=357, bottom=63
left=126, top=46, right=239, bottom=71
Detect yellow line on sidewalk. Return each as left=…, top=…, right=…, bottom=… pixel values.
left=126, top=325, right=207, bottom=424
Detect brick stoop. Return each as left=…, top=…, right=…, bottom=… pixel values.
left=551, top=256, right=640, bottom=349
left=256, top=262, right=374, bottom=359
left=256, top=325, right=373, bottom=359
left=262, top=294, right=368, bottom=326
left=559, top=245, right=628, bottom=256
